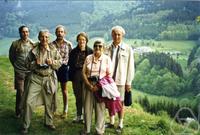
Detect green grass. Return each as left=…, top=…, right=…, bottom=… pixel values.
left=0, top=56, right=199, bottom=135
left=124, top=39, right=196, bottom=70
left=155, top=40, right=195, bottom=53
left=124, top=39, right=195, bottom=57
left=0, top=38, right=17, bottom=56
left=133, top=89, right=179, bottom=105
left=123, top=39, right=196, bottom=52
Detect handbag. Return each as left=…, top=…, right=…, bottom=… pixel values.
left=124, top=90, right=132, bottom=106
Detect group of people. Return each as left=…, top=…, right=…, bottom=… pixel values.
left=9, top=25, right=135, bottom=135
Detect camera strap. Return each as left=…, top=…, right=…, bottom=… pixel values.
left=38, top=46, right=51, bottom=70
left=89, top=56, right=102, bottom=78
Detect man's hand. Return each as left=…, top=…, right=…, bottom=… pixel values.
left=46, top=58, right=53, bottom=65
left=36, top=58, right=41, bottom=65
left=125, top=85, right=131, bottom=92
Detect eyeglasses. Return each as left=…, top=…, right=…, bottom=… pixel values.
left=94, top=44, right=103, bottom=48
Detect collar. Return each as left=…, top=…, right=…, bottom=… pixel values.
left=32, top=43, right=50, bottom=56
left=19, top=38, right=32, bottom=44
left=93, top=53, right=103, bottom=63
left=45, top=45, right=50, bottom=51
left=111, top=42, right=125, bottom=50
left=54, top=39, right=68, bottom=47
left=98, top=54, right=103, bottom=61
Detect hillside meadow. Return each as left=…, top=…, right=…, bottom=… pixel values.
left=0, top=55, right=199, bottom=134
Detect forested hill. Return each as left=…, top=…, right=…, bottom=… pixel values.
left=0, top=0, right=94, bottom=39
left=0, top=0, right=200, bottom=41
left=86, top=1, right=200, bottom=40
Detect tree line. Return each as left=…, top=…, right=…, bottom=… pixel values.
left=85, top=1, right=200, bottom=40
left=138, top=95, right=200, bottom=124
left=133, top=52, right=185, bottom=96
left=0, top=1, right=199, bottom=41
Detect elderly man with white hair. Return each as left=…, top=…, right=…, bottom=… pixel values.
left=21, top=29, right=62, bottom=134
left=104, top=25, right=135, bottom=133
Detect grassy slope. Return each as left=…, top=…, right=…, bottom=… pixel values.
left=0, top=38, right=17, bottom=56
left=0, top=56, right=198, bottom=135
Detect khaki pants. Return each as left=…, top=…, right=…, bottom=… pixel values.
left=84, top=82, right=105, bottom=134
left=117, top=85, right=125, bottom=101
left=23, top=74, right=54, bottom=128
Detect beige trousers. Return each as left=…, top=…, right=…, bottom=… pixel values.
left=23, top=73, right=54, bottom=129
left=84, top=84, right=105, bottom=134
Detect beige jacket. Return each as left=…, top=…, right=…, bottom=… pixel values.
left=9, top=38, right=34, bottom=74
left=104, top=42, right=135, bottom=86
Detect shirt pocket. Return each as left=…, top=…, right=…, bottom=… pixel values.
left=119, top=52, right=128, bottom=62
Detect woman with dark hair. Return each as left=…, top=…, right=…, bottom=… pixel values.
left=68, top=32, right=93, bottom=123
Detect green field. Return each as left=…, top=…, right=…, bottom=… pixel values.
left=123, top=39, right=196, bottom=54
left=126, top=39, right=196, bottom=69
left=0, top=56, right=199, bottom=134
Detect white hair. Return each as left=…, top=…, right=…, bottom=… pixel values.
left=38, top=29, right=50, bottom=38
left=111, top=25, right=126, bottom=35
left=94, top=38, right=105, bottom=46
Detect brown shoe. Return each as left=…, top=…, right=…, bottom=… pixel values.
left=44, top=124, right=56, bottom=130
left=61, top=112, right=67, bottom=119
left=21, top=128, right=28, bottom=134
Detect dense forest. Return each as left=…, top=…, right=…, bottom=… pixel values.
left=87, top=1, right=200, bottom=40
left=0, top=0, right=200, bottom=41
left=133, top=52, right=185, bottom=96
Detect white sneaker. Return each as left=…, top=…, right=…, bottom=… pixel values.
left=73, top=116, right=83, bottom=123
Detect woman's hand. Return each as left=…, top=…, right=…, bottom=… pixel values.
left=89, top=84, right=98, bottom=92
left=92, top=85, right=99, bottom=92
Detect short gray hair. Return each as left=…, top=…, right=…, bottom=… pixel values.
left=38, top=29, right=50, bottom=39
left=55, top=24, right=66, bottom=33
left=111, top=25, right=126, bottom=35
left=93, top=38, right=105, bottom=46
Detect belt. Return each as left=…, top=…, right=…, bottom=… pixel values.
left=34, top=72, right=51, bottom=77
